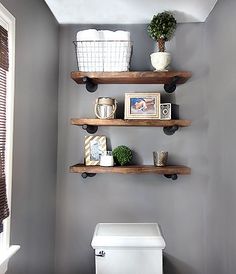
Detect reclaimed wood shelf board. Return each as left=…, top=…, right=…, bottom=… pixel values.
left=71, top=118, right=192, bottom=127
left=71, top=71, right=192, bottom=85
left=70, top=164, right=191, bottom=175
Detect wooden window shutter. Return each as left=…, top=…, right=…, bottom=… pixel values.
left=0, top=25, right=9, bottom=233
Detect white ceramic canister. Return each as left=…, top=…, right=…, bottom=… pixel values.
left=95, top=97, right=117, bottom=119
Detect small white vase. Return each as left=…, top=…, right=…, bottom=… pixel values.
left=150, top=52, right=171, bottom=71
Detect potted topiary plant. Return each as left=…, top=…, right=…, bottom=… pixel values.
left=147, top=11, right=177, bottom=71
left=112, top=145, right=133, bottom=166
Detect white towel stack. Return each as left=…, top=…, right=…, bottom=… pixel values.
left=76, top=29, right=101, bottom=41
left=75, top=29, right=131, bottom=72
left=76, top=29, right=102, bottom=71
left=99, top=30, right=130, bottom=41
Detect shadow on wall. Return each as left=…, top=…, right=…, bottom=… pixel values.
left=122, top=24, right=154, bottom=71
left=164, top=253, right=194, bottom=274
left=173, top=10, right=199, bottom=23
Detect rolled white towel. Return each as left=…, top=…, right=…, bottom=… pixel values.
left=76, top=29, right=100, bottom=41
left=114, top=31, right=130, bottom=41
left=99, top=30, right=130, bottom=41
left=100, top=30, right=116, bottom=40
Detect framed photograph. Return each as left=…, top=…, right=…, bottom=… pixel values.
left=124, top=92, right=160, bottom=119
left=84, top=136, right=107, bottom=166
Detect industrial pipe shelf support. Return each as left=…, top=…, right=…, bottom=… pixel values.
left=83, top=77, right=98, bottom=92
left=80, top=173, right=179, bottom=180
left=164, top=76, right=180, bottom=93
left=81, top=172, right=96, bottom=179
left=81, top=124, right=180, bottom=135
left=82, top=124, right=98, bottom=134
left=163, top=126, right=179, bottom=135
left=164, top=174, right=178, bottom=180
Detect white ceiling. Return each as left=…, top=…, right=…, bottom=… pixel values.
left=44, top=0, right=218, bottom=24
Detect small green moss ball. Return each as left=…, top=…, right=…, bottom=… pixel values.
left=113, top=145, right=133, bottom=166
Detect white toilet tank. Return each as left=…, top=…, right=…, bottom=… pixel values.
left=91, top=223, right=166, bottom=274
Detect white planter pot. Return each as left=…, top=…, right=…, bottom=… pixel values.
left=150, top=52, right=171, bottom=71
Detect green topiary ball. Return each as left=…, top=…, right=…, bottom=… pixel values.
left=113, top=145, right=133, bottom=166
left=147, top=11, right=177, bottom=42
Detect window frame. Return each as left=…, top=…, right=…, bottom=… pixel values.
left=0, top=2, right=15, bottom=251
left=0, top=4, right=19, bottom=274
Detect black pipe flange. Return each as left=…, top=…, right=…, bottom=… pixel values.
left=81, top=172, right=96, bottom=179
left=163, top=126, right=179, bottom=135
left=164, top=76, right=180, bottom=93
left=83, top=77, right=98, bottom=92
left=82, top=124, right=98, bottom=134
left=164, top=174, right=178, bottom=180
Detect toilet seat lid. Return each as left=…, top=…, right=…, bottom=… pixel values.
left=91, top=223, right=166, bottom=249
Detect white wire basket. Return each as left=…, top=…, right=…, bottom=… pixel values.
left=74, top=40, right=132, bottom=72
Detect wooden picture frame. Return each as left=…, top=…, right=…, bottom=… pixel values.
left=124, top=92, right=160, bottom=119
left=84, top=136, right=107, bottom=166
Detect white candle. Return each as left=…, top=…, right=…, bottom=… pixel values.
left=100, top=151, right=114, bottom=167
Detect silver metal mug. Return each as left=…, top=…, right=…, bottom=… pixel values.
left=153, top=151, right=168, bottom=167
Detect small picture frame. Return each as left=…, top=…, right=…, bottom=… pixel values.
left=84, top=136, right=107, bottom=166
left=124, top=92, right=160, bottom=119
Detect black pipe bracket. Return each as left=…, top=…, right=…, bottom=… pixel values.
left=163, top=126, right=179, bottom=135
left=83, top=76, right=98, bottom=92
left=81, top=172, right=96, bottom=179
left=164, top=174, right=178, bottom=180
left=82, top=124, right=98, bottom=134
left=164, top=76, right=180, bottom=93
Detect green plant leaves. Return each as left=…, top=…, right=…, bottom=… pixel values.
left=113, top=145, right=133, bottom=166
left=147, top=11, right=177, bottom=42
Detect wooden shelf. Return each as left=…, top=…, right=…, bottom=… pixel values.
left=70, top=71, right=192, bottom=180
left=71, top=71, right=192, bottom=85
left=70, top=164, right=191, bottom=180
left=71, top=118, right=191, bottom=127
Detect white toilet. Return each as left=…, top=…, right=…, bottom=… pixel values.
left=91, top=223, right=166, bottom=274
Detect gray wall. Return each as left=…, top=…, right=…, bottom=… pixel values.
left=55, top=2, right=236, bottom=273
left=0, top=0, right=59, bottom=273
left=205, top=0, right=236, bottom=273
left=55, top=24, right=207, bottom=274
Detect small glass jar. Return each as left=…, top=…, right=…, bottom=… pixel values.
left=100, top=151, right=114, bottom=167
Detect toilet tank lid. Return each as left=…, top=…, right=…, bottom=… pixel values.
left=91, top=223, right=166, bottom=249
